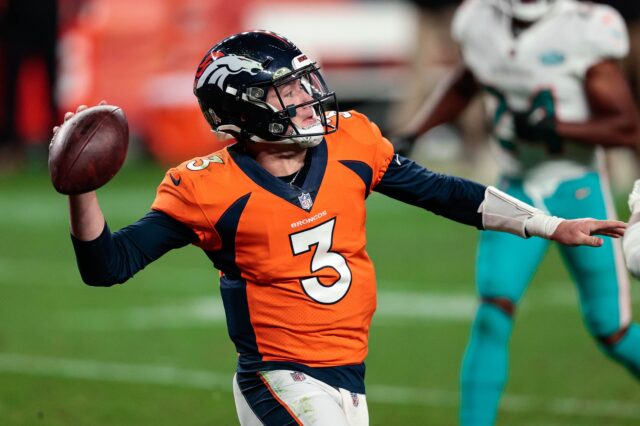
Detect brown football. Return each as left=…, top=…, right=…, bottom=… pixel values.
left=49, top=105, right=129, bottom=195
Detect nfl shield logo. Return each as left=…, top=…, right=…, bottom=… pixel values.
left=298, top=192, right=313, bottom=210
left=350, top=392, right=359, bottom=407
left=290, top=372, right=306, bottom=382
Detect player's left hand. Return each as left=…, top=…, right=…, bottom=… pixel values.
left=550, top=218, right=626, bottom=247
left=513, top=108, right=561, bottom=151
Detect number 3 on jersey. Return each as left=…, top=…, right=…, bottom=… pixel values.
left=289, top=218, right=352, bottom=304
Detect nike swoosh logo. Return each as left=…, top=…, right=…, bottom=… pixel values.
left=169, top=173, right=181, bottom=186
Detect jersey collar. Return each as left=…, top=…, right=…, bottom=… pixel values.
left=228, top=140, right=328, bottom=211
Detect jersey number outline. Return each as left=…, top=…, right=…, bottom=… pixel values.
left=186, top=155, right=224, bottom=171
left=289, top=218, right=352, bottom=304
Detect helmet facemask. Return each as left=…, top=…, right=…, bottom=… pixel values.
left=250, top=65, right=337, bottom=148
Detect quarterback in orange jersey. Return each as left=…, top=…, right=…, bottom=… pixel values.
left=56, top=31, right=626, bottom=426
left=152, top=110, right=391, bottom=370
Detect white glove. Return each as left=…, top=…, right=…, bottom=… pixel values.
left=628, top=179, right=640, bottom=213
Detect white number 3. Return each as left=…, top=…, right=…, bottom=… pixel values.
left=289, top=218, right=352, bottom=304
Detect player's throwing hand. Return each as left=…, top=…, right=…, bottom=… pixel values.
left=48, top=100, right=128, bottom=195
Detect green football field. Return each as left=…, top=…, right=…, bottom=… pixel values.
left=1, top=159, right=639, bottom=426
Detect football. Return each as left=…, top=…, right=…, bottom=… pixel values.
left=48, top=105, right=129, bottom=195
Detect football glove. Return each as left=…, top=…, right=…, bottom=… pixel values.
left=513, top=108, right=562, bottom=153
left=628, top=179, right=640, bottom=213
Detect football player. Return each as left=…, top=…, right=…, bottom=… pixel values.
left=56, top=30, right=625, bottom=425
left=397, top=0, right=640, bottom=424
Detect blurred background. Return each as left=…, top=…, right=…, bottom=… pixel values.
left=2, top=0, right=640, bottom=425
left=2, top=0, right=427, bottom=168
left=2, top=0, right=640, bottom=184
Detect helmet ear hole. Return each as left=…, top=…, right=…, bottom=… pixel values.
left=269, top=123, right=286, bottom=134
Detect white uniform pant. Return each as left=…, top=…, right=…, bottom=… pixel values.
left=233, top=370, right=368, bottom=426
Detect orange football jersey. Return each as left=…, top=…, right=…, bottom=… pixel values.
left=152, top=111, right=394, bottom=368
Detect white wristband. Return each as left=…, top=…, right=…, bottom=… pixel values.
left=524, top=213, right=565, bottom=239
left=479, top=186, right=565, bottom=239
left=480, top=186, right=540, bottom=238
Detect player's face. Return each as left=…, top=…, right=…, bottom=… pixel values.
left=266, top=76, right=320, bottom=134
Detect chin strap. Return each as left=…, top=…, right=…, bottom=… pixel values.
left=478, top=186, right=564, bottom=239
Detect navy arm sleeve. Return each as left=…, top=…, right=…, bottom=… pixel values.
left=375, top=154, right=486, bottom=228
left=71, top=210, right=198, bottom=287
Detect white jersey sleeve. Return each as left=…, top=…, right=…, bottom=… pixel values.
left=624, top=180, right=640, bottom=279
left=623, top=223, right=640, bottom=279
left=451, top=0, right=483, bottom=44
left=584, top=3, right=629, bottom=64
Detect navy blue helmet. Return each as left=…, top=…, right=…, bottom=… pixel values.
left=193, top=30, right=338, bottom=147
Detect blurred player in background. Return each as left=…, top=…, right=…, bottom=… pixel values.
left=586, top=0, right=640, bottom=201
left=53, top=30, right=626, bottom=425
left=397, top=0, right=640, bottom=424
left=595, top=1, right=640, bottom=106
left=390, top=0, right=489, bottom=167
left=0, top=0, right=58, bottom=172
left=389, top=0, right=460, bottom=153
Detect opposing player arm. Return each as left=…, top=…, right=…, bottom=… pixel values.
left=375, top=156, right=625, bottom=245
left=556, top=59, right=640, bottom=147
left=398, top=63, right=479, bottom=137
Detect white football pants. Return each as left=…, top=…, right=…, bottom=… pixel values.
left=233, top=370, right=369, bottom=426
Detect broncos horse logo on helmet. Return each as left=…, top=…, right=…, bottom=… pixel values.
left=195, top=54, right=264, bottom=92
left=193, top=30, right=338, bottom=147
